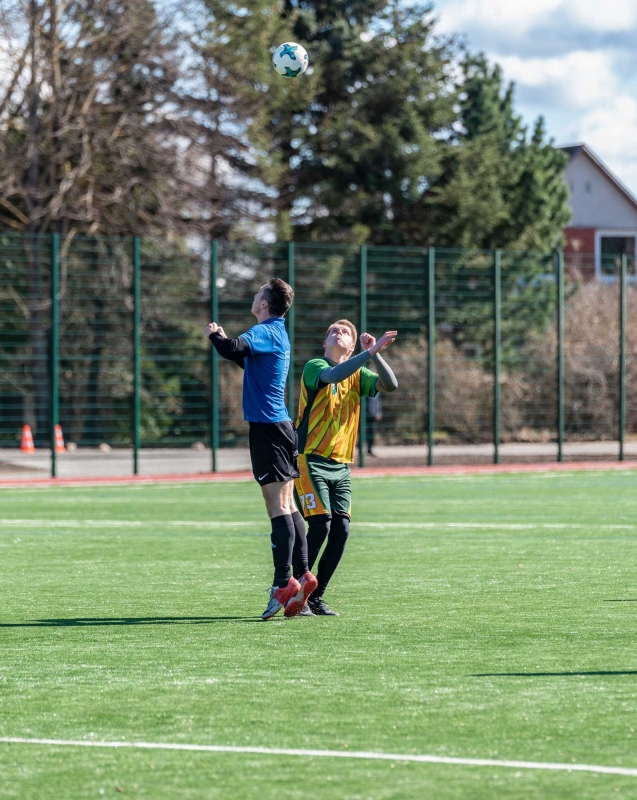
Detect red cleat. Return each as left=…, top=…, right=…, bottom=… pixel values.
left=262, top=577, right=301, bottom=620
left=284, top=571, right=318, bottom=618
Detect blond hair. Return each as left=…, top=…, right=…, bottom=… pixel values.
left=325, top=319, right=358, bottom=355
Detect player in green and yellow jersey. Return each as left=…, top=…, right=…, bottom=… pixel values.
left=292, top=319, right=398, bottom=616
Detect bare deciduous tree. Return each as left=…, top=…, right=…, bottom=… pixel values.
left=0, top=0, right=255, bottom=436
left=0, top=0, right=219, bottom=237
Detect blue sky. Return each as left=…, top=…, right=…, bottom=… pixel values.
left=432, top=0, right=637, bottom=196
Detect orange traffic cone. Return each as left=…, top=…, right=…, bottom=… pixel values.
left=20, top=425, right=35, bottom=453
left=54, top=424, right=66, bottom=453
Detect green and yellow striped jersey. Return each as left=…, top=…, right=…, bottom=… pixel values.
left=295, top=357, right=378, bottom=464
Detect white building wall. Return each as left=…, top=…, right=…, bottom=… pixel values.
left=565, top=153, right=637, bottom=228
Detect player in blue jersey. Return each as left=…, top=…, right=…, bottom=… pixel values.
left=205, top=279, right=317, bottom=620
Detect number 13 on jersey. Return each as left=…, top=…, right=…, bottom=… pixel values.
left=299, top=492, right=317, bottom=511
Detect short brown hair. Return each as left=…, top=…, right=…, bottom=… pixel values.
left=326, top=319, right=358, bottom=347
left=263, top=278, right=294, bottom=317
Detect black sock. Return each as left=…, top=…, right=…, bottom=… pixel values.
left=315, top=514, right=350, bottom=598
left=270, top=514, right=295, bottom=588
left=291, top=511, right=309, bottom=578
left=306, top=515, right=331, bottom=574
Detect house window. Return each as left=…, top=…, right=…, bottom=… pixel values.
left=599, top=234, right=636, bottom=278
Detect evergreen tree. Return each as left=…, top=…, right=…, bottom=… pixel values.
left=256, top=7, right=571, bottom=253
left=193, top=0, right=300, bottom=238
left=429, top=55, right=570, bottom=250
left=280, top=1, right=457, bottom=244
left=427, top=57, right=571, bottom=358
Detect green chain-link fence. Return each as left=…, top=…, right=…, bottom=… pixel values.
left=0, top=233, right=635, bottom=478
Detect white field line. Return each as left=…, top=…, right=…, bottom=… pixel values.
left=0, top=737, right=635, bottom=778
left=0, top=519, right=257, bottom=528
left=356, top=522, right=636, bottom=530
left=0, top=519, right=635, bottom=531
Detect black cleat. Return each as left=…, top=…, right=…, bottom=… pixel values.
left=297, top=604, right=315, bottom=617
left=308, top=597, right=339, bottom=616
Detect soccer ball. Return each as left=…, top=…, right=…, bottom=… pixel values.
left=272, top=42, right=309, bottom=78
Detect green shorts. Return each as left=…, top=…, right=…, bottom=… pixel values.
left=294, top=454, right=352, bottom=519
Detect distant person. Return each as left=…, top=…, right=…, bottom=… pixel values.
left=292, top=320, right=398, bottom=616
left=205, top=279, right=317, bottom=620
left=366, top=392, right=382, bottom=456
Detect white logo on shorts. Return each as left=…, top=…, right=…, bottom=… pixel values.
left=258, top=473, right=269, bottom=482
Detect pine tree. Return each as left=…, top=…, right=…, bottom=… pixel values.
left=428, top=55, right=570, bottom=251
left=193, top=0, right=296, bottom=238
left=427, top=57, right=571, bottom=358
left=281, top=1, right=456, bottom=244
left=268, top=11, right=570, bottom=253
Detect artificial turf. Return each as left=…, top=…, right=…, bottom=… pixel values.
left=0, top=470, right=636, bottom=798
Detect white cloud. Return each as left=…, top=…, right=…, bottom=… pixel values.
left=438, top=0, right=637, bottom=37
left=578, top=96, right=637, bottom=195
left=563, top=0, right=637, bottom=32
left=579, top=95, right=637, bottom=156
left=434, top=0, right=637, bottom=194
left=496, top=51, right=618, bottom=109
left=438, top=0, right=562, bottom=36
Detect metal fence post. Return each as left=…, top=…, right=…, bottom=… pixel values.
left=427, top=247, right=435, bottom=466
left=359, top=245, right=367, bottom=468
left=556, top=250, right=565, bottom=463
left=619, top=253, right=627, bottom=461
left=50, top=233, right=60, bottom=478
left=493, top=249, right=501, bottom=465
left=132, top=236, right=141, bottom=475
left=287, top=242, right=295, bottom=419
left=210, top=239, right=219, bottom=472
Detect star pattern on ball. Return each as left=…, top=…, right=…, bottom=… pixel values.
left=280, top=44, right=299, bottom=59
left=284, top=66, right=302, bottom=77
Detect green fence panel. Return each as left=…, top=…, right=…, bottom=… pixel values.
left=498, top=250, right=557, bottom=461
left=210, top=240, right=220, bottom=472
left=359, top=245, right=367, bottom=468
left=428, top=247, right=435, bottom=466
left=50, top=234, right=60, bottom=478
left=58, top=237, right=132, bottom=453
left=493, top=250, right=501, bottom=465
left=366, top=246, right=428, bottom=461
left=0, top=234, right=52, bottom=449
left=626, top=255, right=637, bottom=443
left=620, top=254, right=627, bottom=460
left=433, top=248, right=495, bottom=451
left=0, top=234, right=634, bottom=475
left=138, top=237, right=209, bottom=473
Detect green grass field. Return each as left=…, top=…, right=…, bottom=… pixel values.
left=1, top=470, right=637, bottom=798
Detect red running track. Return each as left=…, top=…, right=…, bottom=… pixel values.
left=1, top=460, right=636, bottom=489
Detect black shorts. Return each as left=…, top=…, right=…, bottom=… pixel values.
left=248, top=421, right=300, bottom=486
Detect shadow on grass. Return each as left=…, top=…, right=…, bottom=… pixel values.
left=0, top=616, right=263, bottom=627
left=472, top=671, right=637, bottom=677
left=605, top=599, right=637, bottom=602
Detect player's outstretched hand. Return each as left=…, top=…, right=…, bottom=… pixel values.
left=205, top=322, right=226, bottom=339
left=360, top=331, right=397, bottom=355
left=360, top=332, right=376, bottom=351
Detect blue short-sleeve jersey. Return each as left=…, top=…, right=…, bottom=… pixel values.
left=239, top=317, right=291, bottom=423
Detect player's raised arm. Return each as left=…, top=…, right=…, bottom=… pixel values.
left=205, top=322, right=250, bottom=369
left=318, top=330, right=398, bottom=387
left=360, top=332, right=398, bottom=394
